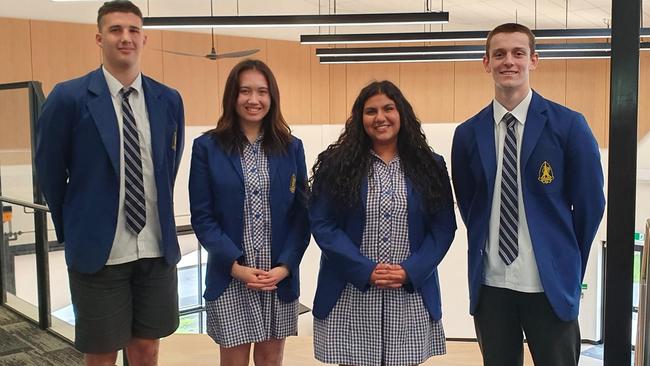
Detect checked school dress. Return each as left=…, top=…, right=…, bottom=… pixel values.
left=314, top=153, right=446, bottom=366
left=205, top=136, right=298, bottom=348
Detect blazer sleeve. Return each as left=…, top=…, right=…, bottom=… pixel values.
left=35, top=84, right=72, bottom=244
left=451, top=125, right=475, bottom=224
left=276, top=139, right=311, bottom=271
left=566, top=113, right=605, bottom=278
left=309, top=190, right=376, bottom=291
left=189, top=139, right=244, bottom=273
left=401, top=157, right=457, bottom=290
left=173, top=90, right=185, bottom=179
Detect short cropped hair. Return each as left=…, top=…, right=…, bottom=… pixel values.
left=97, top=1, right=143, bottom=30
left=486, top=23, right=536, bottom=56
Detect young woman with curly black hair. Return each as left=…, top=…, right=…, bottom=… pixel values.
left=310, top=80, right=457, bottom=366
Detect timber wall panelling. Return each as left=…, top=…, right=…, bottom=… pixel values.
left=0, top=18, right=32, bottom=164
left=0, top=89, right=31, bottom=165
left=0, top=18, right=32, bottom=83
left=399, top=61, right=455, bottom=123
left=638, top=49, right=650, bottom=141
left=161, top=30, right=219, bottom=126
left=267, top=39, right=312, bottom=125
left=453, top=61, right=494, bottom=122
left=30, top=20, right=100, bottom=95
left=530, top=59, right=567, bottom=106
left=142, top=29, right=164, bottom=82
left=328, top=64, right=347, bottom=124
left=309, top=45, right=330, bottom=125
left=3, top=17, right=650, bottom=148
left=565, top=59, right=610, bottom=147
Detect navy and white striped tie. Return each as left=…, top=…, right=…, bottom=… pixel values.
left=121, top=87, right=146, bottom=234
left=499, top=112, right=519, bottom=265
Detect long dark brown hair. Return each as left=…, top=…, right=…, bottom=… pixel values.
left=310, top=80, right=449, bottom=212
left=206, top=59, right=291, bottom=154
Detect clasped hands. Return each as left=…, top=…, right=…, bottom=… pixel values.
left=370, top=263, right=408, bottom=289
left=230, top=262, right=289, bottom=291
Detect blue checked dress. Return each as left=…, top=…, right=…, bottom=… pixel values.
left=314, top=153, right=446, bottom=366
left=205, top=136, right=298, bottom=348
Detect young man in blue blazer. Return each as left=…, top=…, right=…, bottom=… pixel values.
left=451, top=23, right=605, bottom=366
left=35, top=1, right=184, bottom=365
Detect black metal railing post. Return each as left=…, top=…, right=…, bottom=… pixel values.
left=605, top=0, right=641, bottom=363
left=0, top=169, right=6, bottom=305
left=28, top=82, right=51, bottom=330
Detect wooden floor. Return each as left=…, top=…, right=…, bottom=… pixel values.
left=159, top=334, right=536, bottom=365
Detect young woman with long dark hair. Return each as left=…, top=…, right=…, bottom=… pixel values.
left=189, top=59, right=310, bottom=366
left=310, top=80, right=457, bottom=366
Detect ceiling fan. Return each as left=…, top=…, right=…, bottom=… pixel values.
left=158, top=29, right=260, bottom=61
left=154, top=0, right=259, bottom=61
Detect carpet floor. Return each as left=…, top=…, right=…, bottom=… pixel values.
left=0, top=306, right=82, bottom=366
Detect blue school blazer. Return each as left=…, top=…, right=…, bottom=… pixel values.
left=310, top=154, right=457, bottom=321
left=35, top=67, right=184, bottom=273
left=451, top=91, right=605, bottom=321
left=189, top=134, right=310, bottom=303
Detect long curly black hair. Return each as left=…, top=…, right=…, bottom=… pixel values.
left=310, top=80, right=449, bottom=212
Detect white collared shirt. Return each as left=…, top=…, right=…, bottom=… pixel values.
left=102, top=66, right=163, bottom=265
left=483, top=89, right=544, bottom=293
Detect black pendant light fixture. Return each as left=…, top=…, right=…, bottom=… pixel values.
left=143, top=12, right=448, bottom=29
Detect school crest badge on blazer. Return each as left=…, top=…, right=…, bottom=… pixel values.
left=289, top=174, right=296, bottom=193
left=538, top=161, right=554, bottom=184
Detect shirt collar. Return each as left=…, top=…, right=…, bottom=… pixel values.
left=370, top=150, right=400, bottom=165
left=102, top=65, right=143, bottom=98
left=492, top=88, right=532, bottom=127
left=244, top=132, right=264, bottom=146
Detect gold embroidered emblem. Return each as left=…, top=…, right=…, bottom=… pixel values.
left=289, top=174, right=296, bottom=193
left=538, top=161, right=554, bottom=184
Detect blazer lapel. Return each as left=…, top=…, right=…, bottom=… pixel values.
left=406, top=176, right=417, bottom=219
left=268, top=152, right=280, bottom=186
left=474, top=105, right=497, bottom=196
left=87, top=68, right=120, bottom=177
left=361, top=175, right=368, bottom=212
left=521, top=91, right=548, bottom=171
left=227, top=149, right=245, bottom=183
left=142, top=76, right=166, bottom=175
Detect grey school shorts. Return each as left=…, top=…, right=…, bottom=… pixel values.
left=67, top=257, right=179, bottom=354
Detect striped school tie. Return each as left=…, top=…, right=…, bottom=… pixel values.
left=121, top=87, right=146, bottom=234
left=499, top=112, right=519, bottom=265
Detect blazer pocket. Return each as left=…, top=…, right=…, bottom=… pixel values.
left=551, top=256, right=581, bottom=306
left=526, top=147, right=564, bottom=194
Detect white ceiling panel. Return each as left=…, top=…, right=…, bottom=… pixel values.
left=0, top=0, right=635, bottom=42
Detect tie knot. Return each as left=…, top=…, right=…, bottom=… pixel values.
left=503, top=113, right=517, bottom=129
left=121, top=87, right=135, bottom=100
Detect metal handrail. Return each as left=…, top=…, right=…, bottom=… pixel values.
left=0, top=80, right=49, bottom=330
left=0, top=196, right=49, bottom=212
